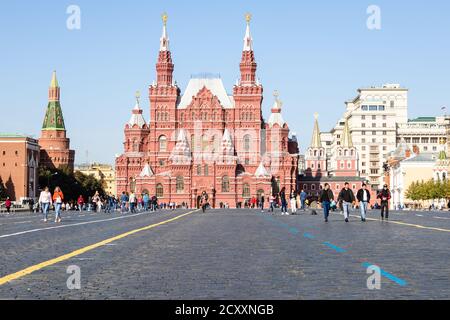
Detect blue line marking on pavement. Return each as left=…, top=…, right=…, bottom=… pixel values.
left=362, top=262, right=408, bottom=287
left=289, top=227, right=300, bottom=234
left=323, top=242, right=347, bottom=253
left=303, top=232, right=315, bottom=239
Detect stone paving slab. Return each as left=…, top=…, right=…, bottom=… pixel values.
left=0, top=209, right=448, bottom=300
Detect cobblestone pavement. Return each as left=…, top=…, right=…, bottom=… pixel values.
left=0, top=208, right=449, bottom=300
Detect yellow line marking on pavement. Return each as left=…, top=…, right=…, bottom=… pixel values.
left=0, top=210, right=199, bottom=286
left=348, top=214, right=450, bottom=233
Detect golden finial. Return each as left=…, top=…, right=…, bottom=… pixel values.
left=162, top=12, right=168, bottom=25
left=314, top=112, right=319, bottom=120
left=245, top=12, right=252, bottom=24
left=440, top=137, right=446, bottom=145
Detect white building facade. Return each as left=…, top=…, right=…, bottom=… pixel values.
left=317, top=84, right=448, bottom=192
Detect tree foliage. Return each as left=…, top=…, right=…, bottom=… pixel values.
left=38, top=167, right=105, bottom=202
left=406, top=179, right=450, bottom=201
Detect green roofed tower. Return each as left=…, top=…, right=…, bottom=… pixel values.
left=42, top=71, right=66, bottom=131
left=38, top=71, right=75, bottom=171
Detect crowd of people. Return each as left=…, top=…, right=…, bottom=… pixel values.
left=29, top=187, right=193, bottom=223
left=318, top=183, right=391, bottom=223
left=3, top=183, right=448, bottom=224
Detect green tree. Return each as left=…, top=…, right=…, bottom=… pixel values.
left=38, top=167, right=106, bottom=202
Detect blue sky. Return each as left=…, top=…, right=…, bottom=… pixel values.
left=1, top=0, right=449, bottom=164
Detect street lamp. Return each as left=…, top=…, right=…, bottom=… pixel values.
left=47, top=172, right=58, bottom=188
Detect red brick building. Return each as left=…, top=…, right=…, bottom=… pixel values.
left=39, top=71, right=75, bottom=171
left=0, top=135, right=40, bottom=201
left=116, top=15, right=299, bottom=208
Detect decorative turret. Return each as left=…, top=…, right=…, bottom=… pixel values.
left=340, top=118, right=353, bottom=148
left=310, top=113, right=322, bottom=149
left=124, top=91, right=150, bottom=153
left=156, top=13, right=174, bottom=87
left=304, top=113, right=326, bottom=177
left=221, top=129, right=235, bottom=157
left=334, top=118, right=358, bottom=177
left=239, top=13, right=257, bottom=86
left=127, top=91, right=147, bottom=129
left=169, top=129, right=192, bottom=164
left=255, top=161, right=270, bottom=178
left=39, top=71, right=75, bottom=171
left=139, top=163, right=155, bottom=178
left=267, top=90, right=286, bottom=128
left=42, top=71, right=65, bottom=131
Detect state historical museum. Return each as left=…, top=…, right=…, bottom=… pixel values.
left=115, top=15, right=299, bottom=208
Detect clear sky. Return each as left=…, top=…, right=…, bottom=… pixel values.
left=1, top=0, right=449, bottom=165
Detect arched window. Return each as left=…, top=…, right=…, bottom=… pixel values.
left=159, top=136, right=167, bottom=152
left=243, top=183, right=250, bottom=198
left=156, top=184, right=164, bottom=198
left=204, top=165, right=209, bottom=176
left=202, top=135, right=209, bottom=152
left=312, top=184, right=316, bottom=191
left=132, top=139, right=139, bottom=152
left=244, top=134, right=251, bottom=152
left=314, top=150, right=317, bottom=157
left=176, top=176, right=184, bottom=193
left=197, top=164, right=202, bottom=176
left=222, top=176, right=230, bottom=192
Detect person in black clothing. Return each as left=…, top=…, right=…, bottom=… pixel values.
left=377, top=185, right=391, bottom=220
left=338, top=182, right=356, bottom=223
left=279, top=188, right=288, bottom=215
left=319, top=183, right=334, bottom=222
left=356, top=184, right=371, bottom=222
left=260, top=193, right=265, bottom=212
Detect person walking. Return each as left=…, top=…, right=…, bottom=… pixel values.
left=290, top=190, right=297, bottom=214
left=319, top=184, right=334, bottom=222
left=338, top=182, right=356, bottom=223
left=143, top=193, right=150, bottom=212
left=279, top=188, right=288, bottom=215
left=120, top=192, right=128, bottom=213
left=77, top=195, right=84, bottom=212
left=357, top=184, right=371, bottom=222
left=260, top=193, right=265, bottom=212
left=129, top=192, right=137, bottom=213
left=300, top=190, right=308, bottom=211
left=39, top=187, right=52, bottom=222
left=377, top=185, right=391, bottom=220
left=269, top=194, right=275, bottom=213
left=92, top=191, right=102, bottom=213
left=200, top=191, right=209, bottom=213
left=52, top=187, right=64, bottom=223
left=4, top=197, right=12, bottom=214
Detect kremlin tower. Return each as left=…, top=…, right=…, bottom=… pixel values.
left=39, top=71, right=75, bottom=171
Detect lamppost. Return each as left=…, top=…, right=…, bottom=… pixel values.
left=47, top=172, right=58, bottom=188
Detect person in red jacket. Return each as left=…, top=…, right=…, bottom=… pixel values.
left=77, top=195, right=84, bottom=212
left=5, top=197, right=12, bottom=214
